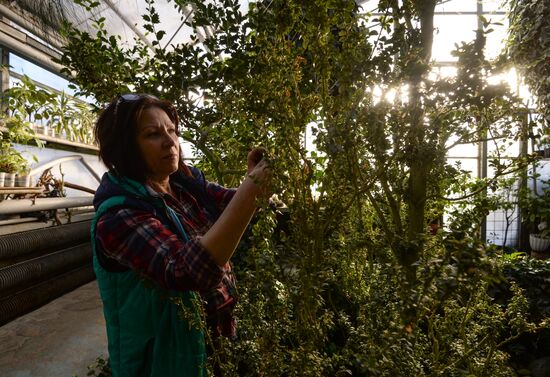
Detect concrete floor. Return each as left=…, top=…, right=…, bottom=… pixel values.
left=0, top=281, right=107, bottom=377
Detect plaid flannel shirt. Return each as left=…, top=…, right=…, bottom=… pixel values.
left=95, top=177, right=238, bottom=338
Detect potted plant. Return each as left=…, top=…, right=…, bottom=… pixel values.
left=15, top=163, right=32, bottom=187
left=0, top=83, right=44, bottom=188
left=0, top=161, right=12, bottom=188
left=520, top=182, right=550, bottom=254
left=529, top=222, right=550, bottom=253
left=537, top=135, right=550, bottom=159
left=0, top=147, right=23, bottom=188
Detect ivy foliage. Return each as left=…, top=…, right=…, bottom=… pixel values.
left=57, top=0, right=549, bottom=375
left=506, top=0, right=550, bottom=134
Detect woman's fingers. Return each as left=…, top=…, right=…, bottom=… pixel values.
left=247, top=147, right=266, bottom=173
left=248, top=160, right=273, bottom=198
left=246, top=148, right=273, bottom=198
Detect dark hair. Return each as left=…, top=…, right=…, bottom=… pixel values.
left=95, top=94, right=190, bottom=182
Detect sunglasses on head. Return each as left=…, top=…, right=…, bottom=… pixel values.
left=113, top=93, right=158, bottom=119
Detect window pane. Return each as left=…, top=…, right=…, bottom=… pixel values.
left=356, top=0, right=378, bottom=13
left=436, top=0, right=477, bottom=12
left=487, top=139, right=520, bottom=159
left=486, top=208, right=520, bottom=247
left=448, top=158, right=479, bottom=178
left=180, top=138, right=197, bottom=160
left=481, top=0, right=507, bottom=13
left=433, top=15, right=478, bottom=61
left=431, top=65, right=458, bottom=79
left=447, top=135, right=479, bottom=158
left=9, top=53, right=74, bottom=95
left=484, top=14, right=508, bottom=59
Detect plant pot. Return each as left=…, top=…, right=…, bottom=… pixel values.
left=15, top=174, right=32, bottom=187
left=45, top=127, right=55, bottom=138
left=0, top=172, right=5, bottom=187
left=529, top=233, right=550, bottom=252
left=3, top=173, right=15, bottom=188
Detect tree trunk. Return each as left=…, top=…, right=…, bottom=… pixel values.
left=402, top=1, right=436, bottom=279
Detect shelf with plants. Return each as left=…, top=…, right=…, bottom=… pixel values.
left=0, top=111, right=43, bottom=190
left=5, top=75, right=97, bottom=152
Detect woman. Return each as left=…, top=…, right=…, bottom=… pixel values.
left=91, top=93, right=270, bottom=376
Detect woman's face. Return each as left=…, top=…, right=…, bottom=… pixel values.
left=136, top=106, right=180, bottom=181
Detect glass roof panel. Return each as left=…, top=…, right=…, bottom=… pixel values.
left=62, top=0, right=196, bottom=50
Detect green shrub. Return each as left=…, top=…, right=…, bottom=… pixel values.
left=57, top=1, right=549, bottom=375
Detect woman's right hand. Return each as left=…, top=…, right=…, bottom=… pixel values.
left=246, top=147, right=271, bottom=195
left=247, top=147, right=266, bottom=173
left=199, top=149, right=272, bottom=266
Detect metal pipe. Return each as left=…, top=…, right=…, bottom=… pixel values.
left=0, top=217, right=40, bottom=226
left=79, top=158, right=101, bottom=182
left=29, top=155, right=84, bottom=176
left=67, top=206, right=95, bottom=215
left=0, top=196, right=93, bottom=215
left=29, top=155, right=102, bottom=184
left=0, top=220, right=91, bottom=259
left=0, top=265, right=95, bottom=326
left=0, top=243, right=91, bottom=296
left=64, top=181, right=96, bottom=195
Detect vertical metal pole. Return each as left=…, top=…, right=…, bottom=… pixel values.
left=0, top=45, right=9, bottom=113
left=477, top=0, right=489, bottom=243
left=518, top=110, right=530, bottom=251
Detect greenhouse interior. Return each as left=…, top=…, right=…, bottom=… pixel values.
left=0, top=0, right=549, bottom=376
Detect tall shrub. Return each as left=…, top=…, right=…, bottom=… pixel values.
left=58, top=0, right=548, bottom=375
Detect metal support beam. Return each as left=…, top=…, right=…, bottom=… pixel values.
left=0, top=4, right=65, bottom=51
left=477, top=0, right=489, bottom=243
left=163, top=4, right=194, bottom=49
left=0, top=45, right=9, bottom=113
left=0, top=23, right=64, bottom=74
